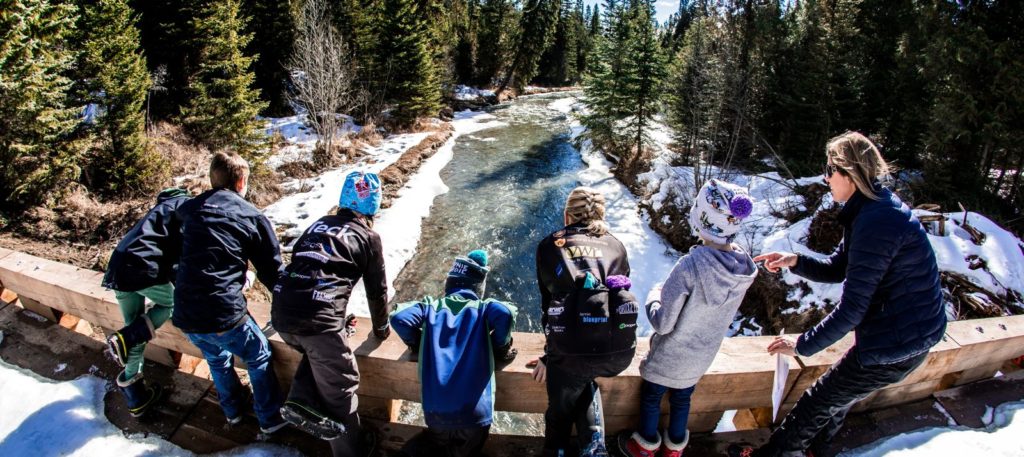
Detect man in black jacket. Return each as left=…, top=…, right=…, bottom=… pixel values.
left=103, top=187, right=190, bottom=418
left=272, top=171, right=390, bottom=456
left=172, top=151, right=286, bottom=434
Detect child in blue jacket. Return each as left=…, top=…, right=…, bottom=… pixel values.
left=390, top=250, right=517, bottom=457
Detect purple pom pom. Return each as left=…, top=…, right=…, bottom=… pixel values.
left=729, top=195, right=753, bottom=219
left=605, top=275, right=631, bottom=290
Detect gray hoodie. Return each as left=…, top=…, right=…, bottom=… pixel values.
left=640, top=244, right=757, bottom=389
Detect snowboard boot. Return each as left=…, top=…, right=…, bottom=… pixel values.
left=659, top=429, right=688, bottom=457
left=107, top=315, right=155, bottom=367
left=280, top=400, right=347, bottom=440
left=616, top=431, right=661, bottom=457
left=117, top=370, right=163, bottom=418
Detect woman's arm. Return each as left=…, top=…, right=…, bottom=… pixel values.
left=791, top=242, right=850, bottom=284
left=795, top=220, right=901, bottom=357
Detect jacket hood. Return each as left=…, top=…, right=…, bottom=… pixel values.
left=690, top=245, right=757, bottom=301
left=156, top=187, right=190, bottom=203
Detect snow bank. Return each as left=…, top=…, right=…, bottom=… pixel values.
left=0, top=359, right=300, bottom=456
left=263, top=132, right=431, bottom=240
left=920, top=211, right=1024, bottom=299
left=452, top=85, right=496, bottom=101
left=840, top=401, right=1024, bottom=457
left=262, top=111, right=361, bottom=171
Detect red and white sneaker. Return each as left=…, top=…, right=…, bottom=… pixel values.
left=616, top=431, right=661, bottom=457
left=659, top=429, right=689, bottom=457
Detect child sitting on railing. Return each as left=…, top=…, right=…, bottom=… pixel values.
left=617, top=179, right=757, bottom=457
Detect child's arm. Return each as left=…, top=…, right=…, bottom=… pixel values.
left=484, top=300, right=518, bottom=362
left=646, top=256, right=693, bottom=334
left=390, top=302, right=426, bottom=351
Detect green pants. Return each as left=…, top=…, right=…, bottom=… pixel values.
left=114, top=283, right=174, bottom=378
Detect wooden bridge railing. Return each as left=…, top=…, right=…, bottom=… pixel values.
left=1, top=245, right=1021, bottom=436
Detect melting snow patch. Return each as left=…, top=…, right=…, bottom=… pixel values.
left=53, top=363, right=67, bottom=374
left=22, top=310, right=47, bottom=322
left=0, top=358, right=303, bottom=456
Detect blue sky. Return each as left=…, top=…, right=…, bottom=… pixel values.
left=583, top=0, right=679, bottom=25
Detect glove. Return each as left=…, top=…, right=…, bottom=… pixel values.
left=373, top=324, right=391, bottom=340
left=344, top=314, right=358, bottom=338
left=493, top=337, right=517, bottom=362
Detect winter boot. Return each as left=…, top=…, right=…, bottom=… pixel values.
left=726, top=444, right=756, bottom=457
left=659, top=429, right=688, bottom=457
left=117, top=370, right=163, bottom=418
left=107, top=315, right=155, bottom=367
left=616, top=431, right=661, bottom=457
left=280, top=400, right=347, bottom=440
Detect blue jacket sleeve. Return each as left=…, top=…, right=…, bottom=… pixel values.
left=484, top=300, right=518, bottom=347
left=796, top=217, right=901, bottom=357
left=390, top=302, right=426, bottom=349
left=647, top=255, right=693, bottom=335
left=791, top=241, right=849, bottom=284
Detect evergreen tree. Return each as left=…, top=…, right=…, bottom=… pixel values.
left=581, top=0, right=632, bottom=153
left=537, top=0, right=578, bottom=85
left=132, top=0, right=196, bottom=120
left=182, top=0, right=269, bottom=162
left=497, top=0, right=561, bottom=93
left=242, top=0, right=297, bottom=116
left=619, top=0, right=666, bottom=175
left=377, top=0, right=441, bottom=125
left=453, top=0, right=479, bottom=83
left=0, top=0, right=85, bottom=210
left=79, top=0, right=164, bottom=198
left=476, top=0, right=515, bottom=86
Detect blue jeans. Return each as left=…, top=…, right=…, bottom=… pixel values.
left=638, top=380, right=694, bottom=444
left=187, top=317, right=282, bottom=428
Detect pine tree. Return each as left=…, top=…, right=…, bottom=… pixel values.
left=242, top=0, right=297, bottom=116
left=183, top=0, right=269, bottom=162
left=581, top=0, right=632, bottom=153
left=453, top=0, right=479, bottom=84
left=377, top=0, right=441, bottom=125
left=619, top=0, right=666, bottom=175
left=79, top=0, right=164, bottom=198
left=476, top=0, right=515, bottom=86
left=132, top=0, right=196, bottom=120
left=0, top=0, right=85, bottom=210
left=497, top=0, right=561, bottom=93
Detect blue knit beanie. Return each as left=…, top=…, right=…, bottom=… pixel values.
left=339, top=171, right=382, bottom=216
left=444, top=249, right=490, bottom=297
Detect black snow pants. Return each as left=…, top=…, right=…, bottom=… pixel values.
left=280, top=330, right=362, bottom=457
left=401, top=425, right=491, bottom=457
left=756, top=348, right=928, bottom=457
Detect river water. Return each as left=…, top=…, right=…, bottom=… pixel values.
left=391, top=93, right=585, bottom=332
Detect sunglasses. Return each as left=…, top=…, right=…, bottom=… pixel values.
left=823, top=162, right=840, bottom=177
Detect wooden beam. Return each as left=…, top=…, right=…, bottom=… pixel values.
left=16, top=295, right=62, bottom=323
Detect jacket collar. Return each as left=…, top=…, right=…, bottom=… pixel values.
left=837, top=183, right=887, bottom=229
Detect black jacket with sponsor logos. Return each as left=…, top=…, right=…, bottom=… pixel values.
left=172, top=188, right=283, bottom=334
left=536, top=222, right=632, bottom=375
left=271, top=209, right=389, bottom=336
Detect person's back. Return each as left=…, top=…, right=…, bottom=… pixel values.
left=172, top=152, right=286, bottom=435
left=620, top=179, right=756, bottom=457
left=391, top=250, right=516, bottom=457
left=173, top=186, right=281, bottom=333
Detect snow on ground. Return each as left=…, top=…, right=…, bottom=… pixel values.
left=920, top=211, right=1024, bottom=300
left=0, top=358, right=300, bottom=456
left=327, top=110, right=508, bottom=318
left=262, top=111, right=361, bottom=170
left=839, top=401, right=1024, bottom=457
left=452, top=85, right=496, bottom=101
left=263, top=132, right=431, bottom=240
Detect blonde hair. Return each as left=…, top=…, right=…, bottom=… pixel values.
left=564, top=186, right=609, bottom=236
left=209, top=151, right=250, bottom=190
left=826, top=131, right=892, bottom=200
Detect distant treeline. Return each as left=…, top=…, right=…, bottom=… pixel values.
left=1, top=0, right=1021, bottom=233
left=583, top=0, right=1023, bottom=231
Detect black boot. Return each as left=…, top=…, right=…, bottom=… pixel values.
left=117, top=371, right=163, bottom=418
left=280, top=400, right=347, bottom=440
left=107, top=315, right=154, bottom=367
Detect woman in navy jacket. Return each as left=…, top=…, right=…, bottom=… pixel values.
left=747, top=132, right=947, bottom=457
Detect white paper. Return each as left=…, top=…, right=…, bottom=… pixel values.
left=772, top=352, right=789, bottom=421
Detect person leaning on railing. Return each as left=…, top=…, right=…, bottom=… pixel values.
left=735, top=131, right=947, bottom=457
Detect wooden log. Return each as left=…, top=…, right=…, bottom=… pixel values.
left=945, top=316, right=1024, bottom=374
left=16, top=295, right=62, bottom=323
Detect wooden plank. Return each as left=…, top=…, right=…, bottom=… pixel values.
left=783, top=333, right=855, bottom=407
left=1, top=287, right=18, bottom=305
left=945, top=316, right=1024, bottom=373
left=16, top=295, right=62, bottom=322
